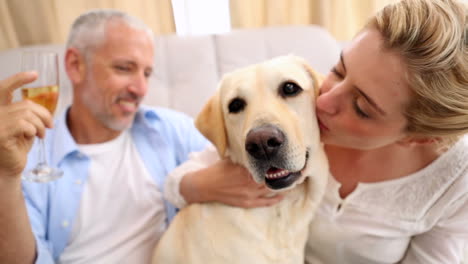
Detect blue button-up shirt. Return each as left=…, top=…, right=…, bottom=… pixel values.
left=21, top=106, right=208, bottom=263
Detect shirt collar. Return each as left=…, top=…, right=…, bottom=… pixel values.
left=50, top=107, right=79, bottom=166
left=133, top=105, right=162, bottom=129
left=50, top=105, right=161, bottom=166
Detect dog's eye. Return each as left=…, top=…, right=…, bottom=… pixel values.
left=280, top=82, right=302, bottom=97
left=228, top=98, right=246, bottom=113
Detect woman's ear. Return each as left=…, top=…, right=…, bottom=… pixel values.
left=65, top=48, right=87, bottom=85
left=397, top=135, right=440, bottom=147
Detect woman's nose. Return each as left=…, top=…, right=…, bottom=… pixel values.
left=316, top=86, right=339, bottom=115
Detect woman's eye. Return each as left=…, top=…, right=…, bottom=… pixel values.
left=353, top=99, right=370, bottom=119
left=279, top=82, right=302, bottom=97
left=331, top=67, right=344, bottom=78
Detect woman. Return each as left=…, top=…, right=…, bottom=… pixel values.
left=304, top=0, right=468, bottom=263
left=168, top=0, right=468, bottom=263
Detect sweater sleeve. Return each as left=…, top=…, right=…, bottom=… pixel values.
left=400, top=194, right=468, bottom=264
left=164, top=145, right=220, bottom=209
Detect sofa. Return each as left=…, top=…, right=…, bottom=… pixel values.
left=1, top=25, right=466, bottom=262
left=0, top=25, right=340, bottom=117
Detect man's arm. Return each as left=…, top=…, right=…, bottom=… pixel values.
left=0, top=72, right=53, bottom=264
left=0, top=178, right=36, bottom=264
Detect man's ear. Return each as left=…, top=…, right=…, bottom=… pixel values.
left=195, top=91, right=228, bottom=158
left=65, top=48, right=87, bottom=85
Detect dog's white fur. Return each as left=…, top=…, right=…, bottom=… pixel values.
left=152, top=55, right=329, bottom=264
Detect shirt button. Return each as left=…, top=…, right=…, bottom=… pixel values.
left=337, top=203, right=342, bottom=211
left=75, top=179, right=82, bottom=185
left=62, top=220, right=69, bottom=228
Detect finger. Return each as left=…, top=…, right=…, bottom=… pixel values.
left=245, top=174, right=263, bottom=186
left=244, top=196, right=284, bottom=208
left=256, top=188, right=277, bottom=197
left=1, top=102, right=51, bottom=138
left=0, top=71, right=38, bottom=93
left=0, top=115, right=38, bottom=140
left=18, top=100, right=54, bottom=129
left=15, top=119, right=39, bottom=139
left=24, top=111, right=47, bottom=138
left=261, top=195, right=283, bottom=206
left=18, top=102, right=52, bottom=137
left=256, top=189, right=286, bottom=203
left=0, top=71, right=38, bottom=105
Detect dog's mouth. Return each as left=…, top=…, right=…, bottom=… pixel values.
left=263, top=151, right=309, bottom=190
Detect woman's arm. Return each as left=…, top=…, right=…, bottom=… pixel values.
left=400, top=195, right=468, bottom=263
left=164, top=145, right=283, bottom=209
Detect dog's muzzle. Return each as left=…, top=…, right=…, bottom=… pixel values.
left=245, top=125, right=307, bottom=190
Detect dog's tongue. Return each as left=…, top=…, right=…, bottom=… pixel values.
left=265, top=167, right=290, bottom=179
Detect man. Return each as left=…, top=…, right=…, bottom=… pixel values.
left=0, top=10, right=208, bottom=263
left=0, top=8, right=287, bottom=264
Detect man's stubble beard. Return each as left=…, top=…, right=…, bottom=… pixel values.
left=81, top=88, right=136, bottom=132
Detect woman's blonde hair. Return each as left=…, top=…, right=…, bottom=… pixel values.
left=366, top=0, right=468, bottom=145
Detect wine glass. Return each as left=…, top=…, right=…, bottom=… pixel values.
left=21, top=51, right=63, bottom=182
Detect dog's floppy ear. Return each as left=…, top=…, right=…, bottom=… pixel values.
left=296, top=57, right=324, bottom=98
left=195, top=92, right=228, bottom=158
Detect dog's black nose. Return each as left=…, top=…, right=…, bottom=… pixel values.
left=245, top=125, right=285, bottom=160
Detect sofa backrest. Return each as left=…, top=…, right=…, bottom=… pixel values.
left=0, top=25, right=341, bottom=118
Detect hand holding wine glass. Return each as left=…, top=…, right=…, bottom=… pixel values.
left=20, top=51, right=63, bottom=182
left=0, top=71, right=53, bottom=180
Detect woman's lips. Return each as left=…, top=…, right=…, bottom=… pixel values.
left=317, top=117, right=329, bottom=132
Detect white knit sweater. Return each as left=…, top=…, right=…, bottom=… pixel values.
left=306, top=135, right=468, bottom=264
left=165, top=136, right=468, bottom=264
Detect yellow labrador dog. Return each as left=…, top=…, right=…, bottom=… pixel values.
left=152, top=55, right=329, bottom=264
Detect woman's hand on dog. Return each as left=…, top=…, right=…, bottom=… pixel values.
left=181, top=159, right=284, bottom=208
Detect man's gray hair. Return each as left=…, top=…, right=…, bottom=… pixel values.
left=66, top=9, right=154, bottom=57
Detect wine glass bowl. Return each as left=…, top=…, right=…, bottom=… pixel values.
left=21, top=51, right=63, bottom=182
left=21, top=85, right=59, bottom=114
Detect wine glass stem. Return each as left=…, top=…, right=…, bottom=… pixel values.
left=39, top=138, right=47, bottom=166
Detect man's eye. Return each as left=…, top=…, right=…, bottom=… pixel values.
left=115, top=65, right=130, bottom=71
left=279, top=82, right=302, bottom=97
left=144, top=70, right=152, bottom=78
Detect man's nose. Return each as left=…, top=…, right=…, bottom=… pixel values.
left=129, top=72, right=148, bottom=97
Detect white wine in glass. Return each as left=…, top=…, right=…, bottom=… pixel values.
left=21, top=51, right=63, bottom=182
left=21, top=85, right=59, bottom=113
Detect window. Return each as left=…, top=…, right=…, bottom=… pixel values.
left=171, top=0, right=231, bottom=36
